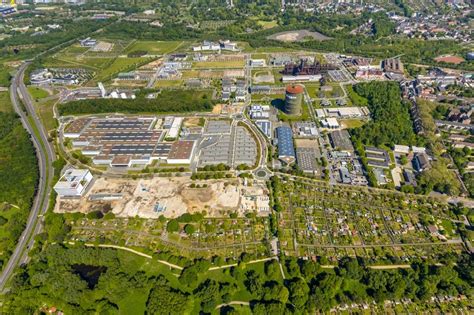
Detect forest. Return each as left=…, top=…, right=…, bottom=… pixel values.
left=57, top=90, right=215, bottom=116
left=4, top=244, right=473, bottom=314
left=350, top=81, right=417, bottom=148
left=0, top=112, right=39, bottom=271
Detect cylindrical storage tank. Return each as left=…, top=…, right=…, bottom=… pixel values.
left=285, top=84, right=304, bottom=115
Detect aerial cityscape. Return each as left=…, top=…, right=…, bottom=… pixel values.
left=0, top=0, right=472, bottom=313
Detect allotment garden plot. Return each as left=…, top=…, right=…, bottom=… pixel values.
left=276, top=178, right=466, bottom=262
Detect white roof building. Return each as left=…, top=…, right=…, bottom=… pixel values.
left=394, top=145, right=410, bottom=154
left=167, top=117, right=183, bottom=139
left=54, top=169, right=93, bottom=197
left=412, top=146, right=427, bottom=154
left=321, top=118, right=339, bottom=129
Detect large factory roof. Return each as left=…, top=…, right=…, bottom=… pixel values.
left=276, top=126, right=295, bottom=158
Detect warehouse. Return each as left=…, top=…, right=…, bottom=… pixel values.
left=255, top=120, right=272, bottom=138
left=293, top=121, right=318, bottom=138
left=167, top=140, right=196, bottom=164
left=316, top=107, right=370, bottom=118
left=65, top=117, right=170, bottom=167
left=276, top=126, right=296, bottom=164
left=365, top=146, right=391, bottom=169
left=329, top=130, right=354, bottom=151
left=296, top=147, right=318, bottom=174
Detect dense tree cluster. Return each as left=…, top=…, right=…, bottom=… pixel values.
left=0, top=112, right=39, bottom=270
left=350, top=81, right=417, bottom=147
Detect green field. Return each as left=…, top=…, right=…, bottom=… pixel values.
left=0, top=65, right=11, bottom=87
left=35, top=98, right=58, bottom=132
left=193, top=60, right=245, bottom=69
left=125, top=40, right=186, bottom=55
left=27, top=86, right=49, bottom=101
left=0, top=92, right=12, bottom=113
left=154, top=80, right=184, bottom=88
left=94, top=57, right=151, bottom=82
left=257, top=20, right=278, bottom=29
left=340, top=119, right=366, bottom=129
left=43, top=56, right=114, bottom=71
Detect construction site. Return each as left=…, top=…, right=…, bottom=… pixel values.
left=54, top=176, right=270, bottom=218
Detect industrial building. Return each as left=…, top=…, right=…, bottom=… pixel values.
left=413, top=153, right=431, bottom=172
left=329, top=130, right=353, bottom=151
left=54, top=169, right=93, bottom=197
left=255, top=120, right=272, bottom=138
left=276, top=126, right=296, bottom=164
left=79, top=37, right=97, bottom=47
left=167, top=140, right=196, bottom=164
left=296, top=147, right=318, bottom=174
left=316, top=107, right=370, bottom=119
left=365, top=146, right=391, bottom=169
left=320, top=118, right=339, bottom=129
left=248, top=105, right=270, bottom=119
left=166, top=117, right=183, bottom=139
left=64, top=117, right=183, bottom=167
left=281, top=59, right=336, bottom=76
left=284, top=85, right=304, bottom=115
left=192, top=40, right=238, bottom=52
left=293, top=121, right=318, bottom=138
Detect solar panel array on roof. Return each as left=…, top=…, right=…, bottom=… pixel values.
left=102, top=132, right=154, bottom=141
left=110, top=144, right=155, bottom=155
left=276, top=126, right=295, bottom=158
left=95, top=120, right=148, bottom=129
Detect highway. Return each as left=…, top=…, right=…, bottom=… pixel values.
left=0, top=63, right=55, bottom=291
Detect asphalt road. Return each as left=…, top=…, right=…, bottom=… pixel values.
left=0, top=63, right=55, bottom=291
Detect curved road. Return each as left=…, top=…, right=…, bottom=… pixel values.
left=0, top=63, right=55, bottom=290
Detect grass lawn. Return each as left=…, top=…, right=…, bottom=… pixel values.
left=305, top=84, right=320, bottom=98
left=125, top=40, right=186, bottom=55
left=118, top=289, right=149, bottom=315
left=251, top=53, right=268, bottom=60
left=28, top=86, right=49, bottom=101
left=180, top=70, right=200, bottom=79
left=193, top=60, right=245, bottom=69
left=113, top=251, right=183, bottom=314
left=257, top=20, right=278, bottom=29
left=36, top=98, right=57, bottom=132
left=154, top=80, right=184, bottom=88
left=0, top=92, right=12, bottom=113
left=62, top=44, right=89, bottom=55
left=271, top=68, right=284, bottom=83
left=339, top=119, right=366, bottom=129
left=0, top=65, right=11, bottom=87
